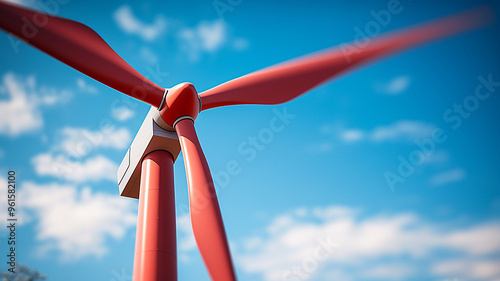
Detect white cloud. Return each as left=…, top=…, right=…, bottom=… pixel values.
left=306, top=142, right=334, bottom=154
left=0, top=73, right=70, bottom=136
left=197, top=20, right=226, bottom=51
left=111, top=106, right=135, bottom=121
left=112, top=5, right=247, bottom=62
left=177, top=213, right=197, bottom=262
left=20, top=182, right=136, bottom=260
left=178, top=20, right=246, bottom=62
left=32, top=153, right=118, bottom=183
left=113, top=5, right=166, bottom=41
left=232, top=37, right=249, bottom=50
left=30, top=126, right=130, bottom=183
left=56, top=126, right=131, bottom=157
left=377, top=75, right=411, bottom=95
left=339, top=120, right=435, bottom=143
left=339, top=129, right=364, bottom=142
left=179, top=20, right=226, bottom=61
left=177, top=213, right=196, bottom=251
left=432, top=258, right=500, bottom=280
left=139, top=46, right=159, bottom=65
left=310, top=120, right=438, bottom=155
left=370, top=121, right=435, bottom=142
left=235, top=206, right=500, bottom=281
left=359, top=264, right=415, bottom=280
left=430, top=168, right=466, bottom=186
left=76, top=78, right=97, bottom=94
left=422, top=150, right=449, bottom=164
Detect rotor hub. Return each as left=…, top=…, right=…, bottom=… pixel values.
left=159, top=82, right=200, bottom=128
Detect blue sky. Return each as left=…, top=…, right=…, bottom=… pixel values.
left=1, top=0, right=500, bottom=280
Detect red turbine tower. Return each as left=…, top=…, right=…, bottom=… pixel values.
left=0, top=1, right=492, bottom=280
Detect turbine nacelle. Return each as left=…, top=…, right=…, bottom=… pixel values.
left=0, top=2, right=491, bottom=280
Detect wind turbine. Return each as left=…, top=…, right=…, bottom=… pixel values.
left=0, top=1, right=492, bottom=280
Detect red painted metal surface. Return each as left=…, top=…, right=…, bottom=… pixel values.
left=199, top=6, right=491, bottom=110
left=0, top=2, right=493, bottom=280
left=133, top=150, right=177, bottom=281
left=175, top=119, right=236, bottom=281
left=159, top=82, right=200, bottom=126
left=0, top=1, right=164, bottom=107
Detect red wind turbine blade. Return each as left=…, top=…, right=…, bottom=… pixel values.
left=199, top=6, right=492, bottom=111
left=0, top=1, right=164, bottom=107
left=175, top=118, right=237, bottom=281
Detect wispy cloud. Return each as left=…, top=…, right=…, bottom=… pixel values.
left=235, top=206, right=500, bottom=281
left=0, top=72, right=70, bottom=136
left=430, top=168, right=466, bottom=186
left=432, top=258, right=500, bottom=280
left=112, top=4, right=247, bottom=62
left=338, top=120, right=435, bottom=143
left=369, top=120, right=435, bottom=142
left=113, top=5, right=167, bottom=41
left=179, top=20, right=226, bottom=61
left=139, top=46, right=159, bottom=65
left=306, top=142, right=335, bottom=154
left=232, top=37, right=249, bottom=50
left=111, top=106, right=135, bottom=121
left=32, top=153, right=118, bottom=183
left=76, top=78, right=97, bottom=94
left=339, top=129, right=365, bottom=142
left=20, top=182, right=137, bottom=260
left=422, top=150, right=449, bottom=164
left=56, top=126, right=131, bottom=157
left=311, top=120, right=436, bottom=153
left=30, top=126, right=130, bottom=183
left=178, top=20, right=248, bottom=62
left=376, top=75, right=411, bottom=95
left=177, top=213, right=197, bottom=262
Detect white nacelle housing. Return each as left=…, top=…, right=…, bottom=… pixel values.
left=117, top=107, right=181, bottom=199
